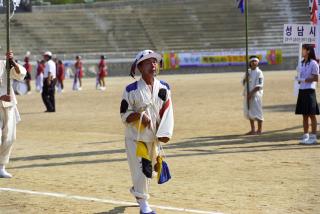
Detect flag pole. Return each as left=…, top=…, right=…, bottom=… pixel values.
left=6, top=0, right=10, bottom=95
left=245, top=0, right=250, bottom=110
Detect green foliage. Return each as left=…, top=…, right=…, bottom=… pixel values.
left=42, top=0, right=113, bottom=5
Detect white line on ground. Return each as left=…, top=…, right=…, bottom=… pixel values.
left=0, top=187, right=223, bottom=214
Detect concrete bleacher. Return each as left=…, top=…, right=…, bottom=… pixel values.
left=0, top=0, right=309, bottom=59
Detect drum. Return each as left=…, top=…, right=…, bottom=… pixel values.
left=13, top=80, right=28, bottom=95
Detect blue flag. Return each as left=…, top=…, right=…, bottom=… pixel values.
left=237, top=0, right=244, bottom=13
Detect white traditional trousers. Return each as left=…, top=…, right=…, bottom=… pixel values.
left=125, top=137, right=154, bottom=200
left=0, top=106, right=17, bottom=165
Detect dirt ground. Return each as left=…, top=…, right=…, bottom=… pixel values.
left=0, top=71, right=319, bottom=214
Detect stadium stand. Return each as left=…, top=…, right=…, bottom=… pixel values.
left=0, top=0, right=309, bottom=58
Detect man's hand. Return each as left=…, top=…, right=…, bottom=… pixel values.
left=6, top=51, right=13, bottom=60
left=158, top=137, right=170, bottom=143
left=47, top=78, right=51, bottom=85
left=0, top=95, right=11, bottom=102
left=141, top=114, right=151, bottom=128
left=6, top=51, right=16, bottom=66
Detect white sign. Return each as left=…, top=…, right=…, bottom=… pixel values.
left=316, top=2, right=320, bottom=58
left=283, top=24, right=316, bottom=44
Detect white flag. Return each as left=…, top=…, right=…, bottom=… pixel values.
left=12, top=0, right=21, bottom=11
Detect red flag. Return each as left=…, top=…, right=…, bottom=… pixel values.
left=310, top=0, right=318, bottom=24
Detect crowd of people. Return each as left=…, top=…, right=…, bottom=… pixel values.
left=18, top=52, right=109, bottom=95
left=14, top=52, right=109, bottom=113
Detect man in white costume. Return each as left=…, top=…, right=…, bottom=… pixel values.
left=120, top=50, right=174, bottom=214
left=0, top=51, right=26, bottom=178
left=243, top=55, right=264, bottom=135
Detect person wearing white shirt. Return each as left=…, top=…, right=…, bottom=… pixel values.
left=42, top=51, right=56, bottom=112
left=295, top=44, right=320, bottom=144
left=243, top=56, right=264, bottom=135
left=120, top=50, right=174, bottom=214
left=0, top=51, right=26, bottom=178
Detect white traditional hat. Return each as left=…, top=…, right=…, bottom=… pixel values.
left=135, top=50, right=161, bottom=67
left=44, top=51, right=52, bottom=57
left=130, top=50, right=162, bottom=78
left=249, top=55, right=260, bottom=63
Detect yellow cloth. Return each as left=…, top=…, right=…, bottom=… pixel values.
left=134, top=120, right=146, bottom=132
left=154, top=155, right=163, bottom=181
left=136, top=141, right=150, bottom=160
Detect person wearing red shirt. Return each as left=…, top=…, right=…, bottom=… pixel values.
left=98, top=55, right=108, bottom=90
left=73, top=55, right=83, bottom=91
left=57, top=60, right=65, bottom=92
left=23, top=56, right=32, bottom=94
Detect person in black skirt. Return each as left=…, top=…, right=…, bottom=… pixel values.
left=295, top=44, right=320, bottom=144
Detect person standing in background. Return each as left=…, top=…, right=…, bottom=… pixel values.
left=57, top=60, right=65, bottom=93
left=42, top=51, right=56, bottom=112
left=98, top=55, right=107, bottom=91
left=35, top=60, right=45, bottom=93
left=23, top=56, right=32, bottom=94
left=73, top=55, right=83, bottom=91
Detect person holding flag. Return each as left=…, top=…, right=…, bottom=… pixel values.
left=0, top=51, right=26, bottom=178
left=242, top=56, right=264, bottom=135
left=120, top=50, right=174, bottom=214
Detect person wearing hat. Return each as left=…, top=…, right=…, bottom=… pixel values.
left=0, top=51, right=26, bottom=178
left=42, top=51, right=56, bottom=112
left=243, top=55, right=264, bottom=135
left=120, top=50, right=174, bottom=214
left=23, top=55, right=32, bottom=94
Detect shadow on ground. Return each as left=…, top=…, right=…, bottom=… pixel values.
left=10, top=125, right=320, bottom=169
left=264, top=104, right=295, bottom=112
left=95, top=205, right=137, bottom=214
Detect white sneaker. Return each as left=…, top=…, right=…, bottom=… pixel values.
left=306, top=134, right=317, bottom=144
left=78, top=87, right=82, bottom=91
left=300, top=133, right=309, bottom=144
left=0, top=169, right=12, bottom=178
left=138, top=199, right=153, bottom=213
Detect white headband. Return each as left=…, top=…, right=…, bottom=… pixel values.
left=249, top=57, right=260, bottom=63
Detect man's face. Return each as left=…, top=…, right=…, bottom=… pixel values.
left=250, top=60, right=259, bottom=69
left=44, top=55, right=49, bottom=61
left=138, top=58, right=158, bottom=78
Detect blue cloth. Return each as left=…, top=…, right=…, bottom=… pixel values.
left=237, top=0, right=244, bottom=13
left=158, top=160, right=171, bottom=184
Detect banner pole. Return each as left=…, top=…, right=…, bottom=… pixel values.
left=6, top=0, right=10, bottom=95
left=245, top=0, right=250, bottom=110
